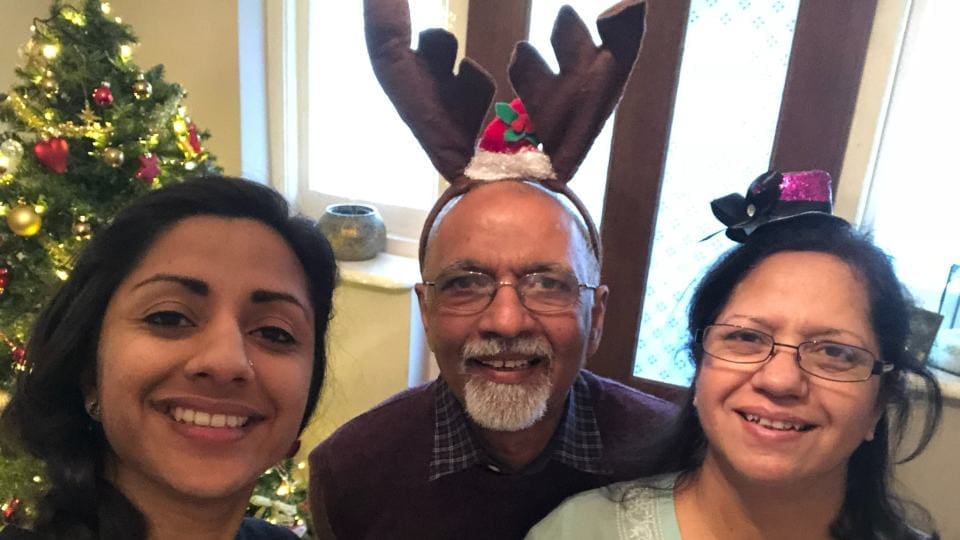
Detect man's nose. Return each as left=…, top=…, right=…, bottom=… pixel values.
left=476, top=284, right=537, bottom=338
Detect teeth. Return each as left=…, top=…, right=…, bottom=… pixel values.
left=744, top=413, right=808, bottom=431
left=476, top=358, right=532, bottom=369
left=171, top=406, right=248, bottom=429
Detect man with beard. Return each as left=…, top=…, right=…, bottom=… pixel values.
left=307, top=180, right=676, bottom=539
left=308, top=0, right=676, bottom=537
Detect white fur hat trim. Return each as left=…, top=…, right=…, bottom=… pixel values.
left=463, top=149, right=557, bottom=181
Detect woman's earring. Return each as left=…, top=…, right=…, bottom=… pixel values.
left=85, top=397, right=101, bottom=421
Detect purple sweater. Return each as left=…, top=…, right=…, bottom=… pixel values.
left=308, top=371, right=677, bottom=540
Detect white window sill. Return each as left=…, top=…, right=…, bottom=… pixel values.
left=337, top=252, right=421, bottom=291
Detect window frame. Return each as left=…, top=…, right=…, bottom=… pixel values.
left=265, top=0, right=458, bottom=258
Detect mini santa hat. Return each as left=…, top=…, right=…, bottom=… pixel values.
left=363, top=0, right=648, bottom=267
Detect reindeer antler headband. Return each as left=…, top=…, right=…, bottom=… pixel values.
left=363, top=0, right=647, bottom=268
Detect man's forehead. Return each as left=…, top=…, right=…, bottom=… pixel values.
left=422, top=181, right=589, bottom=274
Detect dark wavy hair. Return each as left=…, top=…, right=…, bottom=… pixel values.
left=650, top=216, right=942, bottom=539
left=0, top=176, right=337, bottom=539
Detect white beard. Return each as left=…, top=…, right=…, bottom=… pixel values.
left=460, top=336, right=554, bottom=432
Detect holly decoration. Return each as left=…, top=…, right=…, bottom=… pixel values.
left=0, top=267, right=9, bottom=296
left=478, top=98, right=540, bottom=153
left=135, top=153, right=159, bottom=186
left=33, top=137, right=69, bottom=173
left=92, top=82, right=114, bottom=106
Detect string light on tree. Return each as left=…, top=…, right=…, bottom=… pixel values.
left=38, top=71, right=58, bottom=99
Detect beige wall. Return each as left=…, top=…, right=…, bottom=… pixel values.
left=896, top=398, right=960, bottom=538
left=0, top=0, right=241, bottom=175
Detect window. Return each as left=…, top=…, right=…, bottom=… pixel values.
left=632, top=0, right=800, bottom=386
left=860, top=0, right=959, bottom=369
left=267, top=1, right=461, bottom=256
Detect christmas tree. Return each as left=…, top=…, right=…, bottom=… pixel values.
left=0, top=0, right=218, bottom=526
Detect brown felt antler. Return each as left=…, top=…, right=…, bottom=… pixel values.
left=510, top=0, right=646, bottom=186
left=363, top=0, right=495, bottom=182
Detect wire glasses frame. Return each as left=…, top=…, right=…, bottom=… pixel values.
left=422, top=270, right=598, bottom=315
left=695, top=324, right=895, bottom=383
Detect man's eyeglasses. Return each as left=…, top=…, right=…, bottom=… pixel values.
left=422, top=270, right=597, bottom=315
left=696, top=324, right=894, bottom=383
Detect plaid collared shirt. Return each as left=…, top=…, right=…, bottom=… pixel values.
left=429, top=372, right=607, bottom=481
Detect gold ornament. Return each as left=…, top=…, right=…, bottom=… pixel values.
left=103, top=147, right=124, bottom=168
left=40, top=73, right=59, bottom=99
left=7, top=204, right=42, bottom=237
left=132, top=76, right=152, bottom=101
left=72, top=216, right=92, bottom=240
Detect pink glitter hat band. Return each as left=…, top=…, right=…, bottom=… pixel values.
left=710, top=170, right=847, bottom=243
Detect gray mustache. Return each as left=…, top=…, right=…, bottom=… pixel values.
left=461, top=336, right=554, bottom=360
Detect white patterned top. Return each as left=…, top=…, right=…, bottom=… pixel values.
left=525, top=475, right=682, bottom=540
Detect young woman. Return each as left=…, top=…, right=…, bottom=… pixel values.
left=527, top=171, right=942, bottom=539
left=0, top=176, right=336, bottom=539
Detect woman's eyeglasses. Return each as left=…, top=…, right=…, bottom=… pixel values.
left=696, top=324, right=894, bottom=382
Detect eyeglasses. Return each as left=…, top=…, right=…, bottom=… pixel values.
left=696, top=324, right=894, bottom=383
left=422, top=270, right=597, bottom=315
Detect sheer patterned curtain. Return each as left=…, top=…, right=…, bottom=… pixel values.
left=632, top=0, right=800, bottom=385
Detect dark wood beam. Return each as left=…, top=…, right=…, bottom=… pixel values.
left=588, top=0, right=691, bottom=382
left=769, top=0, right=879, bottom=190
left=464, top=0, right=531, bottom=122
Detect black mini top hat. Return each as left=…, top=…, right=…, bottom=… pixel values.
left=710, top=169, right=847, bottom=243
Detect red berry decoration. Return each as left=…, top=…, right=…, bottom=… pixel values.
left=33, top=137, right=69, bottom=173
left=0, top=266, right=9, bottom=296
left=92, top=82, right=114, bottom=106
left=10, top=345, right=26, bottom=371
left=2, top=497, right=21, bottom=522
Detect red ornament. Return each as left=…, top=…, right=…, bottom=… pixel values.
left=34, top=137, right=69, bottom=173
left=92, top=82, right=114, bottom=106
left=187, top=122, right=202, bottom=154
left=11, top=345, right=26, bottom=371
left=0, top=266, right=9, bottom=295
left=135, top=153, right=160, bottom=186
left=2, top=497, right=21, bottom=522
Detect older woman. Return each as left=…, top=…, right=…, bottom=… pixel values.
left=0, top=176, right=336, bottom=539
left=527, top=171, right=942, bottom=539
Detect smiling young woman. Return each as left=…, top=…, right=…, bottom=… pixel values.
left=0, top=177, right=336, bottom=540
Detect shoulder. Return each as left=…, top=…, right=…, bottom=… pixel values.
left=583, top=371, right=679, bottom=427
left=235, top=517, right=299, bottom=540
left=524, top=483, right=622, bottom=540
left=311, top=381, right=434, bottom=457
left=584, top=371, right=677, bottom=413
left=308, top=381, right=435, bottom=485
left=526, top=475, right=678, bottom=540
